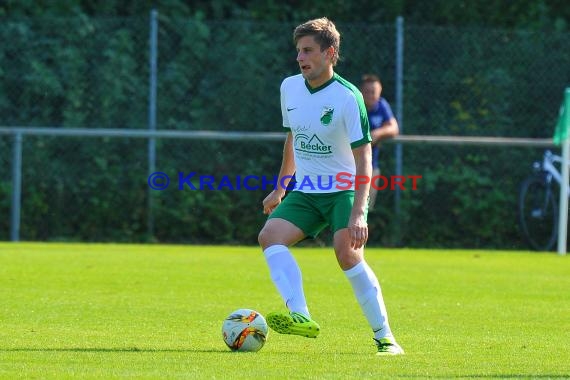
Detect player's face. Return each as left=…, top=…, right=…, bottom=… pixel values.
left=296, top=35, right=333, bottom=88
left=361, top=81, right=382, bottom=109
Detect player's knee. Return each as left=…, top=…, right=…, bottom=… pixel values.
left=257, top=228, right=266, bottom=247
left=258, top=225, right=273, bottom=248
left=336, top=250, right=362, bottom=271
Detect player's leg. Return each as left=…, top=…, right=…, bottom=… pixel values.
left=258, top=217, right=309, bottom=316
left=258, top=217, right=305, bottom=249
left=333, top=230, right=403, bottom=354
left=330, top=192, right=404, bottom=355
left=258, top=192, right=324, bottom=338
left=334, top=230, right=392, bottom=336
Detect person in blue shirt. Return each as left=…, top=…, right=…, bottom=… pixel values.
left=360, top=74, right=399, bottom=211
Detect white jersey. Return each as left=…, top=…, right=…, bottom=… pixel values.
left=281, top=73, right=371, bottom=193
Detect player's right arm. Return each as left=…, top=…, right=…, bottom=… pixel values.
left=262, top=131, right=295, bottom=215
left=371, top=117, right=399, bottom=145
left=371, top=100, right=399, bottom=145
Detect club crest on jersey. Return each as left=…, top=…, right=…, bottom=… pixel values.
left=320, top=106, right=334, bottom=126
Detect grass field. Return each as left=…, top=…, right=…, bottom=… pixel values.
left=1, top=243, right=569, bottom=379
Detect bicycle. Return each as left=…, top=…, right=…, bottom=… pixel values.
left=518, top=150, right=570, bottom=251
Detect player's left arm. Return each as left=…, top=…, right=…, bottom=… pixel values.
left=346, top=89, right=372, bottom=248
left=350, top=143, right=372, bottom=249
left=371, top=100, right=399, bottom=145
left=371, top=117, right=399, bottom=144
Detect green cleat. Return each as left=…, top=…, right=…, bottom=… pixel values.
left=374, top=337, right=405, bottom=356
left=266, top=311, right=320, bottom=338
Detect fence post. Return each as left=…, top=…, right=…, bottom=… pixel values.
left=148, top=8, right=158, bottom=240
left=11, top=132, right=22, bottom=241
left=557, top=88, right=570, bottom=255
left=394, top=16, right=404, bottom=246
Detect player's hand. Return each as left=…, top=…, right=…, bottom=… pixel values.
left=348, top=215, right=368, bottom=249
left=262, top=190, right=284, bottom=215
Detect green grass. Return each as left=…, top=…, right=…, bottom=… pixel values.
left=0, top=243, right=569, bottom=379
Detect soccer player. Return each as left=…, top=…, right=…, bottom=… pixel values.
left=360, top=74, right=399, bottom=211
left=258, top=17, right=404, bottom=356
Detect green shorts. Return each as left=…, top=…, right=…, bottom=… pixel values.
left=268, top=190, right=367, bottom=238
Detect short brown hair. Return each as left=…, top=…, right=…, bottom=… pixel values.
left=293, top=17, right=341, bottom=66
left=361, top=74, right=382, bottom=86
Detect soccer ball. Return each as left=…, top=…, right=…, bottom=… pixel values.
left=222, top=308, right=268, bottom=352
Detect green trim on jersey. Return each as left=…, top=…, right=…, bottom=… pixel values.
left=304, top=75, right=336, bottom=94
left=300, top=72, right=372, bottom=148
left=332, top=73, right=372, bottom=148
left=280, top=73, right=372, bottom=193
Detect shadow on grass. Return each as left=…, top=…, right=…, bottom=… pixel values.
left=0, top=347, right=232, bottom=353
left=0, top=347, right=367, bottom=355
left=416, top=377, right=570, bottom=379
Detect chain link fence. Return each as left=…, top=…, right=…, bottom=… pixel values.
left=1, top=15, right=569, bottom=248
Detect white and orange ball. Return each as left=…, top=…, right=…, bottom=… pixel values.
left=222, top=308, right=268, bottom=352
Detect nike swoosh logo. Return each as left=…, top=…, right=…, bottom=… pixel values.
left=287, top=107, right=298, bottom=111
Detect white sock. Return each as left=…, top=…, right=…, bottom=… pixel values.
left=263, top=245, right=310, bottom=318
left=344, top=260, right=393, bottom=340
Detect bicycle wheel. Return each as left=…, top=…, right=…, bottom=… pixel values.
left=518, top=173, right=558, bottom=251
